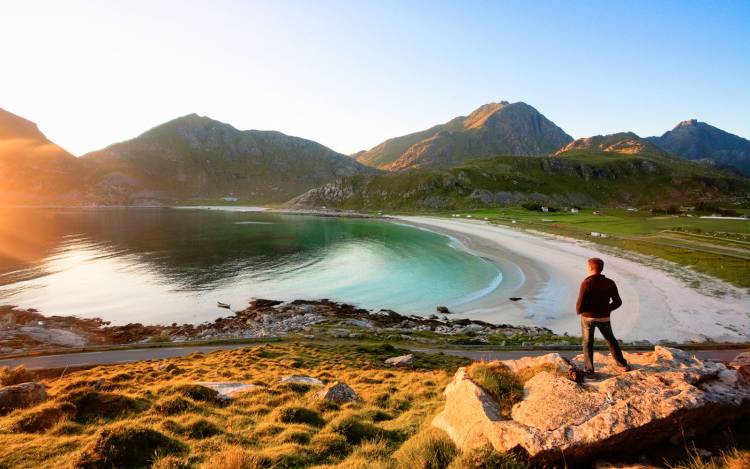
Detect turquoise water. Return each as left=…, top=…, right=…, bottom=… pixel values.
left=0, top=207, right=502, bottom=325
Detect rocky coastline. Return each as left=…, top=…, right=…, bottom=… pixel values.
left=0, top=299, right=562, bottom=356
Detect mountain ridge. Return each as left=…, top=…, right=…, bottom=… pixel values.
left=288, top=151, right=750, bottom=210
left=80, top=113, right=374, bottom=204
left=648, top=119, right=750, bottom=176
left=355, top=101, right=573, bottom=171
left=554, top=132, right=669, bottom=157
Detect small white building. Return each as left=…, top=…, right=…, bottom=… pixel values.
left=570, top=207, right=580, bottom=214
left=541, top=206, right=549, bottom=212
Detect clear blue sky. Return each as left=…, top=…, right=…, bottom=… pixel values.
left=1, top=0, right=748, bottom=156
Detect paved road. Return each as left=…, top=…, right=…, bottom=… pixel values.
left=410, top=348, right=743, bottom=362
left=0, top=344, right=743, bottom=371
left=0, top=344, right=251, bottom=370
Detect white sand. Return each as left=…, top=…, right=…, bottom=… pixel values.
left=397, top=216, right=750, bottom=343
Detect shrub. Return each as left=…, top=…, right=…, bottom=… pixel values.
left=76, top=425, right=186, bottom=469
left=0, top=365, right=35, bottom=386
left=199, top=445, right=271, bottom=469
left=66, top=390, right=146, bottom=422
left=393, top=428, right=458, bottom=469
left=363, top=409, right=394, bottom=422
left=309, top=431, right=351, bottom=458
left=329, top=413, right=383, bottom=444
left=276, top=406, right=325, bottom=427
left=148, top=332, right=172, bottom=343
left=152, top=455, right=191, bottom=469
left=154, top=396, right=196, bottom=416
left=278, top=427, right=313, bottom=444
left=668, top=447, right=750, bottom=469
left=465, top=362, right=524, bottom=418
left=185, top=418, right=222, bottom=439
left=171, top=384, right=220, bottom=402
left=9, top=402, right=76, bottom=433
left=447, top=445, right=529, bottom=469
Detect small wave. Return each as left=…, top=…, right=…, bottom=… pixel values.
left=449, top=271, right=504, bottom=307
left=235, top=221, right=274, bottom=225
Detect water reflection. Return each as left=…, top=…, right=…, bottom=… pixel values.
left=0, top=208, right=501, bottom=324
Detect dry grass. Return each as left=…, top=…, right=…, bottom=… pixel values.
left=668, top=447, right=750, bottom=469
left=0, top=364, right=35, bottom=386
left=0, top=343, right=476, bottom=469
left=465, top=361, right=524, bottom=418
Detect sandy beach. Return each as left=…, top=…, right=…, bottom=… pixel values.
left=397, top=216, right=750, bottom=343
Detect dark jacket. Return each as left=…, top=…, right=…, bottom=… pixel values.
left=576, top=274, right=622, bottom=319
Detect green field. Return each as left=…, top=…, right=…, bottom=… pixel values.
left=431, top=207, right=750, bottom=289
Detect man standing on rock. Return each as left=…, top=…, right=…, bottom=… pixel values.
left=576, top=257, right=631, bottom=376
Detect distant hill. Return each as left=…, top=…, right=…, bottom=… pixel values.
left=79, top=114, right=374, bottom=204
left=648, top=120, right=750, bottom=176
left=0, top=108, right=82, bottom=203
left=355, top=101, right=572, bottom=171
left=554, top=132, right=668, bottom=157
left=288, top=152, right=750, bottom=210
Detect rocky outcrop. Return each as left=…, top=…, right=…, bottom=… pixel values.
left=196, top=382, right=262, bottom=399
left=385, top=354, right=414, bottom=367
left=0, top=382, right=46, bottom=415
left=280, top=375, right=324, bottom=387
left=313, top=382, right=361, bottom=404
left=432, top=347, right=750, bottom=465
left=2, top=299, right=558, bottom=354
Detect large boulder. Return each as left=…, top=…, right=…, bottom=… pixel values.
left=196, top=382, right=262, bottom=399
left=279, top=375, right=324, bottom=386
left=432, top=347, right=750, bottom=465
left=385, top=354, right=414, bottom=367
left=0, top=382, right=46, bottom=415
left=313, top=382, right=361, bottom=404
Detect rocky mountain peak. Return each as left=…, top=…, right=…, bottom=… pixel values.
left=463, top=102, right=509, bottom=129
left=676, top=118, right=699, bottom=129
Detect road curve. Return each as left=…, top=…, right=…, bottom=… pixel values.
left=0, top=344, right=743, bottom=371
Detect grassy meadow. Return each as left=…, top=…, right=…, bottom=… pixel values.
left=1, top=342, right=749, bottom=468
left=429, top=207, right=750, bottom=288
left=0, top=343, right=507, bottom=469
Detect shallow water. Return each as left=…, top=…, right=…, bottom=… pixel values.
left=0, top=207, right=502, bottom=325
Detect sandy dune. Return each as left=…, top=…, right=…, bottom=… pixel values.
left=397, top=216, right=749, bottom=343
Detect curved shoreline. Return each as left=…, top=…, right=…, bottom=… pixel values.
left=395, top=216, right=750, bottom=343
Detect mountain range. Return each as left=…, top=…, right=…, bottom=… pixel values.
left=1, top=103, right=749, bottom=207
left=0, top=110, right=372, bottom=204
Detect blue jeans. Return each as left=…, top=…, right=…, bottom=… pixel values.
left=581, top=316, right=628, bottom=372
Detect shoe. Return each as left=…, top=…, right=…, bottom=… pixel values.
left=618, top=364, right=632, bottom=372
left=583, top=370, right=596, bottom=378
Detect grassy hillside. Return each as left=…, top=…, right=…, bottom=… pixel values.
left=289, top=152, right=750, bottom=211
left=80, top=114, right=374, bottom=205
left=0, top=343, right=480, bottom=469
left=1, top=343, right=747, bottom=468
